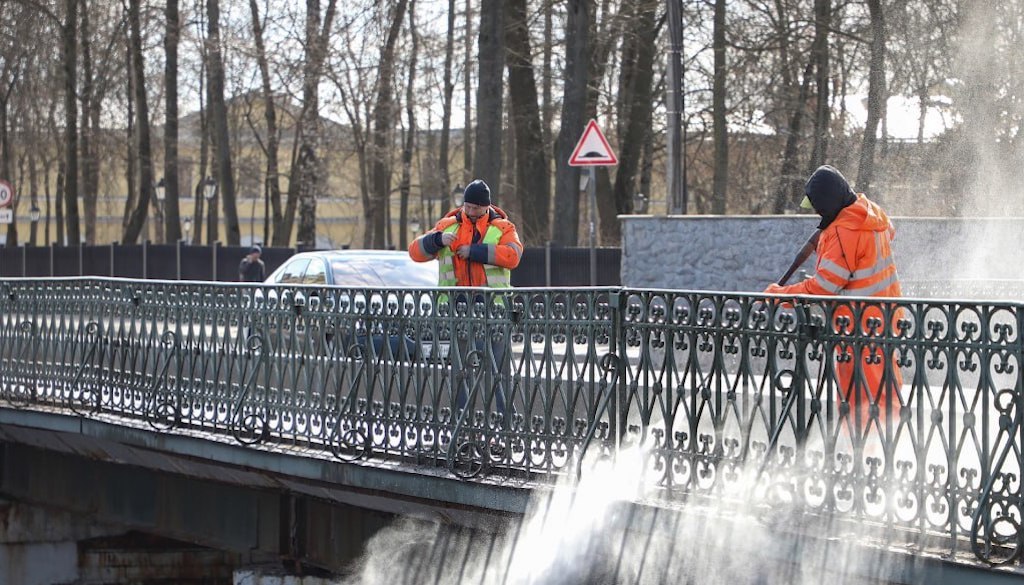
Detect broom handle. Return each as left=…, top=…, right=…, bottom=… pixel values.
left=777, top=229, right=821, bottom=285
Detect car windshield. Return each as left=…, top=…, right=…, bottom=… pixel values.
left=330, top=256, right=438, bottom=287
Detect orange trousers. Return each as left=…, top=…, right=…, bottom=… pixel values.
left=834, top=344, right=902, bottom=429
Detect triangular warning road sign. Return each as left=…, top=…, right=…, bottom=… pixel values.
left=568, top=119, right=618, bottom=166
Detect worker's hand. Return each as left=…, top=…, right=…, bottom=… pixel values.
left=440, top=232, right=457, bottom=247
left=763, top=283, right=786, bottom=294
left=455, top=245, right=471, bottom=259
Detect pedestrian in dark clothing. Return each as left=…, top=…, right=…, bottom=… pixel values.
left=239, top=245, right=266, bottom=282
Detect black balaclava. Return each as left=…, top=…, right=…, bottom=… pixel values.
left=804, top=165, right=857, bottom=229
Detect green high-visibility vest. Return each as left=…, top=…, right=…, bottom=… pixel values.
left=437, top=221, right=511, bottom=303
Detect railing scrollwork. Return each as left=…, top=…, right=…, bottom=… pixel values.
left=0, top=277, right=1022, bottom=565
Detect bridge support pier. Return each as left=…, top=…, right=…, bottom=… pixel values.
left=0, top=499, right=120, bottom=585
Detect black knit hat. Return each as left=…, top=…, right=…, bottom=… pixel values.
left=803, top=165, right=857, bottom=229
left=463, top=180, right=491, bottom=206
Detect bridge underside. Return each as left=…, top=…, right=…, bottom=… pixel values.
left=0, top=408, right=521, bottom=575
left=1, top=408, right=1021, bottom=584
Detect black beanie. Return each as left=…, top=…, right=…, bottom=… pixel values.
left=804, top=165, right=857, bottom=229
left=463, top=180, right=491, bottom=206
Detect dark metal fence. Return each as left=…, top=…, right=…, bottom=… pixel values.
left=0, top=244, right=621, bottom=287
left=0, top=277, right=1021, bottom=565
left=0, top=243, right=297, bottom=282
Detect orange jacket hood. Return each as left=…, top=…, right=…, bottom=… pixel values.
left=832, top=194, right=891, bottom=233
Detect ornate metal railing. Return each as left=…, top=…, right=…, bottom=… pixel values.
left=0, top=277, right=1020, bottom=565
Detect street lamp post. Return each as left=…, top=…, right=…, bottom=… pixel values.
left=409, top=217, right=421, bottom=242
left=154, top=178, right=167, bottom=243
left=452, top=183, right=464, bottom=208
left=29, top=205, right=40, bottom=247
left=633, top=192, right=649, bottom=214
left=203, top=176, right=217, bottom=245
left=155, top=177, right=166, bottom=204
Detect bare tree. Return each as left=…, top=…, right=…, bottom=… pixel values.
left=472, top=0, right=503, bottom=190
left=437, top=0, right=456, bottom=200
left=398, top=0, right=418, bottom=250
left=79, top=0, right=95, bottom=243
left=609, top=0, right=658, bottom=243
left=855, top=0, right=885, bottom=195
left=0, top=1, right=31, bottom=246
left=462, top=0, right=473, bottom=182
left=121, top=0, right=156, bottom=244
left=164, top=0, right=182, bottom=242
left=368, top=0, right=409, bottom=248
left=284, top=0, right=338, bottom=248
left=206, top=0, right=239, bottom=245
left=249, top=0, right=285, bottom=246
left=505, top=0, right=548, bottom=242
left=63, top=0, right=81, bottom=245
left=552, top=0, right=590, bottom=246
left=711, top=0, right=727, bottom=213
left=810, top=0, right=831, bottom=169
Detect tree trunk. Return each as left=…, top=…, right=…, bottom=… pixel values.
left=56, top=161, right=65, bottom=245
left=80, top=0, right=96, bottom=244
left=286, top=0, right=338, bottom=248
left=249, top=0, right=284, bottom=246
left=369, top=0, right=409, bottom=248
left=610, top=0, right=657, bottom=243
left=810, top=0, right=831, bottom=169
left=192, top=58, right=208, bottom=245
left=857, top=0, right=886, bottom=195
left=711, top=0, right=728, bottom=214
left=472, top=0, right=504, bottom=191
left=0, top=97, right=15, bottom=247
left=438, top=0, right=455, bottom=200
left=505, top=0, right=549, bottom=243
left=62, top=0, right=80, bottom=245
left=462, top=0, right=473, bottom=183
left=122, top=41, right=134, bottom=238
left=398, top=0, right=418, bottom=250
left=542, top=0, right=553, bottom=158
left=28, top=153, right=38, bottom=246
left=206, top=0, right=239, bottom=245
left=164, top=0, right=181, bottom=242
left=772, top=61, right=814, bottom=213
left=585, top=1, right=616, bottom=240
left=552, top=0, right=590, bottom=246
left=121, top=0, right=155, bottom=244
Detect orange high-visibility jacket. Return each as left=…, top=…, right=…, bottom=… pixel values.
left=408, top=206, right=523, bottom=287
left=775, top=194, right=903, bottom=423
left=775, top=194, right=901, bottom=299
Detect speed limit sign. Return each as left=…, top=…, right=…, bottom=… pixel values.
left=0, top=180, right=13, bottom=208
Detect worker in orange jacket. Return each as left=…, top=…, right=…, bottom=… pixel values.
left=765, top=165, right=903, bottom=431
left=409, top=180, right=523, bottom=290
left=409, top=180, right=523, bottom=420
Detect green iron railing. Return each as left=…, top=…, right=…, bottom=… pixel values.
left=0, top=277, right=1020, bottom=565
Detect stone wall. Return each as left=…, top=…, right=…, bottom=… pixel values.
left=621, top=215, right=1024, bottom=293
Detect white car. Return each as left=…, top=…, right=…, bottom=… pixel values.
left=265, top=249, right=439, bottom=288
left=261, top=250, right=447, bottom=360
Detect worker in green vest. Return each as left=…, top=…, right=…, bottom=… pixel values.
left=409, top=180, right=524, bottom=420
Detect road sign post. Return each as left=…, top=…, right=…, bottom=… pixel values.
left=568, top=120, right=618, bottom=286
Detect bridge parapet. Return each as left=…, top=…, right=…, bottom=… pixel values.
left=0, top=277, right=1021, bottom=567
